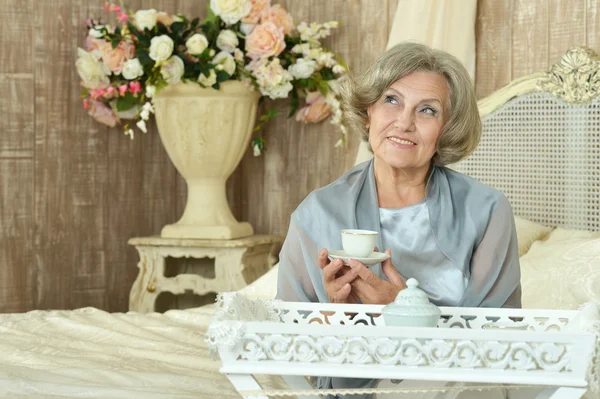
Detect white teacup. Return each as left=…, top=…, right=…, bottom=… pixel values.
left=340, top=229, right=378, bottom=258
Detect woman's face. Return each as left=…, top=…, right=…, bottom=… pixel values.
left=367, top=71, right=449, bottom=173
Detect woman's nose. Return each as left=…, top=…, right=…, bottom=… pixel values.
left=394, top=108, right=415, bottom=131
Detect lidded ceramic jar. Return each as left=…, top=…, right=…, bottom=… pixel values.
left=382, top=278, right=441, bottom=327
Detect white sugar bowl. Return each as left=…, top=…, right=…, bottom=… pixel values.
left=382, top=278, right=441, bottom=328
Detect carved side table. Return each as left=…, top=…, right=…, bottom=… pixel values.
left=128, top=235, right=282, bottom=313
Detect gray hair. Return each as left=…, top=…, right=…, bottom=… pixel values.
left=340, top=42, right=481, bottom=166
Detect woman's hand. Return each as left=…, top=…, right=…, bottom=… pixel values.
left=318, top=249, right=359, bottom=303
left=348, top=249, right=407, bottom=304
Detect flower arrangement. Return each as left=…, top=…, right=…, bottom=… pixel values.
left=76, top=0, right=348, bottom=155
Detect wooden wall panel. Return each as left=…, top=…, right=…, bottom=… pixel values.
left=511, top=0, right=550, bottom=79
left=474, top=0, right=598, bottom=98
left=2, top=0, right=599, bottom=313
left=0, top=0, right=35, bottom=313
left=587, top=0, right=600, bottom=47
left=549, top=0, right=586, bottom=64
left=474, top=0, right=514, bottom=99
left=34, top=0, right=109, bottom=310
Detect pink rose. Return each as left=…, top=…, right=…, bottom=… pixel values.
left=101, top=40, right=135, bottom=74
left=157, top=11, right=175, bottom=27
left=85, top=35, right=108, bottom=52
left=241, top=0, right=270, bottom=24
left=295, top=92, right=331, bottom=123
left=88, top=100, right=118, bottom=127
left=261, top=4, right=294, bottom=35
left=245, top=22, right=285, bottom=59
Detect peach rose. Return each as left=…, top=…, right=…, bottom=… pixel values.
left=85, top=36, right=108, bottom=53
left=241, top=0, right=270, bottom=24
left=88, top=100, right=118, bottom=127
left=157, top=11, right=174, bottom=27
left=261, top=4, right=294, bottom=35
left=295, top=92, right=331, bottom=123
left=245, top=22, right=285, bottom=59
left=101, top=41, right=135, bottom=74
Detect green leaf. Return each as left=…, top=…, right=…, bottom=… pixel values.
left=191, top=17, right=200, bottom=29
left=318, top=80, right=329, bottom=96
left=116, top=92, right=138, bottom=111
left=111, top=38, right=120, bottom=49
left=127, top=23, right=142, bottom=38
left=261, top=108, right=280, bottom=121
left=156, top=22, right=169, bottom=35
left=216, top=71, right=230, bottom=82
left=136, top=50, right=153, bottom=67
left=206, top=3, right=217, bottom=21
left=288, top=89, right=299, bottom=118
left=171, top=21, right=185, bottom=35
left=320, top=67, right=335, bottom=81
left=201, top=20, right=220, bottom=42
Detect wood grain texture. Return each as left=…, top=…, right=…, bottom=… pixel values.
left=474, top=0, right=514, bottom=99
left=0, top=0, right=34, bottom=314
left=33, top=0, right=109, bottom=310
left=586, top=0, right=600, bottom=49
left=548, top=0, right=586, bottom=64
left=511, top=0, right=550, bottom=79
left=2, top=0, right=599, bottom=313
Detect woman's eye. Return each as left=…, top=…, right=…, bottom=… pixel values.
left=421, top=106, right=437, bottom=115
left=384, top=95, right=397, bottom=104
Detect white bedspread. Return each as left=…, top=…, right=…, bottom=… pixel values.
left=0, top=304, right=285, bottom=398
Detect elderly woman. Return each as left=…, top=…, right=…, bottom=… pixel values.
left=275, top=42, right=521, bottom=395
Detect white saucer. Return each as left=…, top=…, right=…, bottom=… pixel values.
left=328, top=250, right=390, bottom=266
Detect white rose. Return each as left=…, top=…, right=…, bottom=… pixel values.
left=135, top=9, right=158, bottom=31
left=210, top=0, right=252, bottom=25
left=327, top=79, right=341, bottom=94
left=234, top=48, right=244, bottom=62
left=89, top=26, right=104, bottom=38
left=216, top=30, right=239, bottom=53
left=122, top=58, right=144, bottom=80
left=186, top=33, right=209, bottom=55
left=332, top=64, right=346, bottom=75
left=146, top=85, right=156, bottom=98
left=75, top=48, right=110, bottom=89
left=263, top=82, right=293, bottom=99
left=136, top=119, right=148, bottom=133
left=198, top=69, right=217, bottom=87
left=253, top=143, right=261, bottom=157
left=160, top=56, right=185, bottom=85
left=288, top=58, right=317, bottom=79
left=149, top=35, right=174, bottom=62
left=212, top=51, right=236, bottom=76
left=240, top=23, right=255, bottom=36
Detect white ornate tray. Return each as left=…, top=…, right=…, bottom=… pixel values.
left=206, top=293, right=600, bottom=398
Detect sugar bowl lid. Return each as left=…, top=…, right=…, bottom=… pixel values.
left=383, top=278, right=441, bottom=317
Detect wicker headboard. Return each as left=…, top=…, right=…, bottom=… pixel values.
left=452, top=47, right=600, bottom=231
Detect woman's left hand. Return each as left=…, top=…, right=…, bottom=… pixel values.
left=347, top=249, right=407, bottom=304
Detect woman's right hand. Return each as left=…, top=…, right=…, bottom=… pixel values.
left=318, top=249, right=359, bottom=303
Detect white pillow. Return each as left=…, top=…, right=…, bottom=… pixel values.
left=520, top=227, right=600, bottom=309
left=238, top=264, right=279, bottom=300
left=514, top=215, right=554, bottom=257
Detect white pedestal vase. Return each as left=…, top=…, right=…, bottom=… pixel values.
left=153, top=81, right=260, bottom=239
